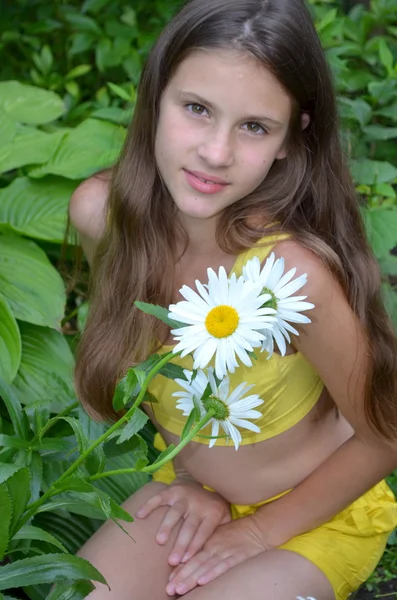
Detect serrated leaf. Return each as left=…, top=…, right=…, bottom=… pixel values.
left=0, top=554, right=107, bottom=590
left=6, top=467, right=30, bottom=533
left=46, top=579, right=95, bottom=600
left=117, top=408, right=148, bottom=444
left=134, top=301, right=184, bottom=329
left=0, top=232, right=65, bottom=328
left=52, top=475, right=94, bottom=495
left=0, top=379, right=29, bottom=439
left=0, top=82, right=65, bottom=125
left=29, top=119, right=125, bottom=180
left=0, top=177, right=77, bottom=243
left=0, top=435, right=29, bottom=449
left=0, top=294, right=21, bottom=382
left=150, top=444, right=176, bottom=468
left=13, top=525, right=67, bottom=553
left=0, top=483, right=12, bottom=561
left=12, top=323, right=74, bottom=407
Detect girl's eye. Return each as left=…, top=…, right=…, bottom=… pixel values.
left=186, top=103, right=208, bottom=116
left=243, top=122, right=266, bottom=135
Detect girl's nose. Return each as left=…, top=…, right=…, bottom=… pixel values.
left=197, top=127, right=234, bottom=168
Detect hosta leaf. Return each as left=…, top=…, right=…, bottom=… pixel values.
left=0, top=483, right=12, bottom=561
left=0, top=127, right=65, bottom=174
left=13, top=525, right=67, bottom=553
left=12, top=323, right=74, bottom=407
left=46, top=579, right=94, bottom=600
left=0, top=109, right=17, bottom=145
left=0, top=294, right=21, bottom=382
left=0, top=82, right=65, bottom=125
left=0, top=379, right=29, bottom=440
left=33, top=511, right=99, bottom=555
left=362, top=207, right=397, bottom=259
left=29, top=119, right=125, bottom=180
left=0, top=177, right=77, bottom=243
left=0, top=232, right=65, bottom=328
left=0, top=554, right=107, bottom=590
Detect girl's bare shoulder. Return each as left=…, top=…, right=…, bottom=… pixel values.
left=69, top=170, right=111, bottom=242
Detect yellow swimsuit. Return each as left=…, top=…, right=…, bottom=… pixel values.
left=147, top=235, right=397, bottom=600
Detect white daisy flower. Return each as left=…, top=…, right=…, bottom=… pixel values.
left=242, top=254, right=314, bottom=357
left=173, top=368, right=264, bottom=451
left=168, top=266, right=276, bottom=379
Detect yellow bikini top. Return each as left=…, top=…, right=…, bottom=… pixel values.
left=146, top=235, right=323, bottom=446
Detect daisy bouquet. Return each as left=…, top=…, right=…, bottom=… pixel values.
left=14, top=253, right=314, bottom=570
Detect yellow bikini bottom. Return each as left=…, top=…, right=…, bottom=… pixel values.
left=152, top=433, right=397, bottom=600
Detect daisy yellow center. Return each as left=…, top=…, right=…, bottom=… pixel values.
left=203, top=395, right=230, bottom=420
left=205, top=305, right=239, bottom=338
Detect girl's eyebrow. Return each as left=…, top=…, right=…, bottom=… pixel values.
left=177, top=90, right=283, bottom=126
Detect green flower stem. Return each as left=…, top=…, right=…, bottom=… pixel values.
left=89, top=408, right=216, bottom=482
left=16, top=351, right=176, bottom=533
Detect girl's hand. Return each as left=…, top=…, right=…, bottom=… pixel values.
left=135, top=480, right=231, bottom=566
left=165, top=515, right=269, bottom=596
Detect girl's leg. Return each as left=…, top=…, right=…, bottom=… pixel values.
left=78, top=482, right=180, bottom=600
left=185, top=549, right=335, bottom=600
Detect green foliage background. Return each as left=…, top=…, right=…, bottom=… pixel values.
left=0, top=0, right=396, bottom=597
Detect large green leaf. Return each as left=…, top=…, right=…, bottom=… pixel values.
left=32, top=512, right=99, bottom=555
left=0, top=554, right=107, bottom=590
left=29, top=119, right=125, bottom=180
left=0, top=126, right=65, bottom=174
left=0, top=294, right=21, bottom=382
left=0, top=82, right=65, bottom=125
left=0, top=177, right=77, bottom=243
left=0, top=110, right=17, bottom=145
left=0, top=380, right=30, bottom=440
left=0, top=232, right=65, bottom=328
left=12, top=323, right=74, bottom=407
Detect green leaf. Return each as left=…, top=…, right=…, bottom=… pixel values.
left=373, top=184, right=396, bottom=199
left=0, top=232, right=65, bottom=328
left=106, top=82, right=133, bottom=102
left=0, top=554, right=107, bottom=590
left=64, top=14, right=102, bottom=35
left=0, top=177, right=77, bottom=243
left=0, top=379, right=29, bottom=439
left=150, top=444, right=176, bottom=468
left=337, top=97, right=372, bottom=127
left=82, top=0, right=112, bottom=13
left=0, top=435, right=29, bottom=449
left=52, top=475, right=94, bottom=494
left=362, top=126, right=397, bottom=141
left=0, top=127, right=65, bottom=174
left=0, top=82, right=65, bottom=125
left=378, top=38, right=394, bottom=75
left=159, top=361, right=188, bottom=381
left=316, top=8, right=338, bottom=32
left=134, top=301, right=184, bottom=329
left=12, top=323, right=74, bottom=407
left=362, top=207, right=397, bottom=259
left=0, top=294, right=21, bottom=382
left=350, top=159, right=397, bottom=185
left=6, top=467, right=30, bottom=533
left=29, top=119, right=125, bottom=180
left=0, top=463, right=27, bottom=485
left=117, top=408, right=148, bottom=444
left=46, top=579, right=95, bottom=600
left=13, top=525, right=67, bottom=553
left=113, top=369, right=138, bottom=412
left=65, top=65, right=92, bottom=80
left=181, top=408, right=199, bottom=442
left=0, top=483, right=12, bottom=561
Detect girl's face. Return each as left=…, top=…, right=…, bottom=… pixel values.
left=155, top=49, right=292, bottom=223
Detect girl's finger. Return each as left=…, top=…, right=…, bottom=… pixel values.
left=135, top=493, right=168, bottom=518
left=169, top=556, right=221, bottom=596
left=181, top=516, right=218, bottom=563
left=168, top=514, right=201, bottom=565
left=197, top=554, right=239, bottom=585
left=156, top=504, right=186, bottom=545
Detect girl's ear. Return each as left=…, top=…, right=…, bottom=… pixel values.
left=301, top=112, right=310, bottom=130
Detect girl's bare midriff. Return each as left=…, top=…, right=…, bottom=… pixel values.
left=144, top=389, right=354, bottom=506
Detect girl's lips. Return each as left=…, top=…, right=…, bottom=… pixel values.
left=184, top=170, right=229, bottom=194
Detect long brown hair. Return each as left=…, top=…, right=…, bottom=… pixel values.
left=75, top=0, right=397, bottom=439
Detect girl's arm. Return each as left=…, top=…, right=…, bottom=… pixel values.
left=252, top=240, right=397, bottom=547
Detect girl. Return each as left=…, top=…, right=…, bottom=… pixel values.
left=69, top=0, right=397, bottom=599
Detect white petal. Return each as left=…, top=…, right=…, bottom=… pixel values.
left=209, top=419, right=219, bottom=448
left=276, top=274, right=308, bottom=299
left=228, top=417, right=261, bottom=433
